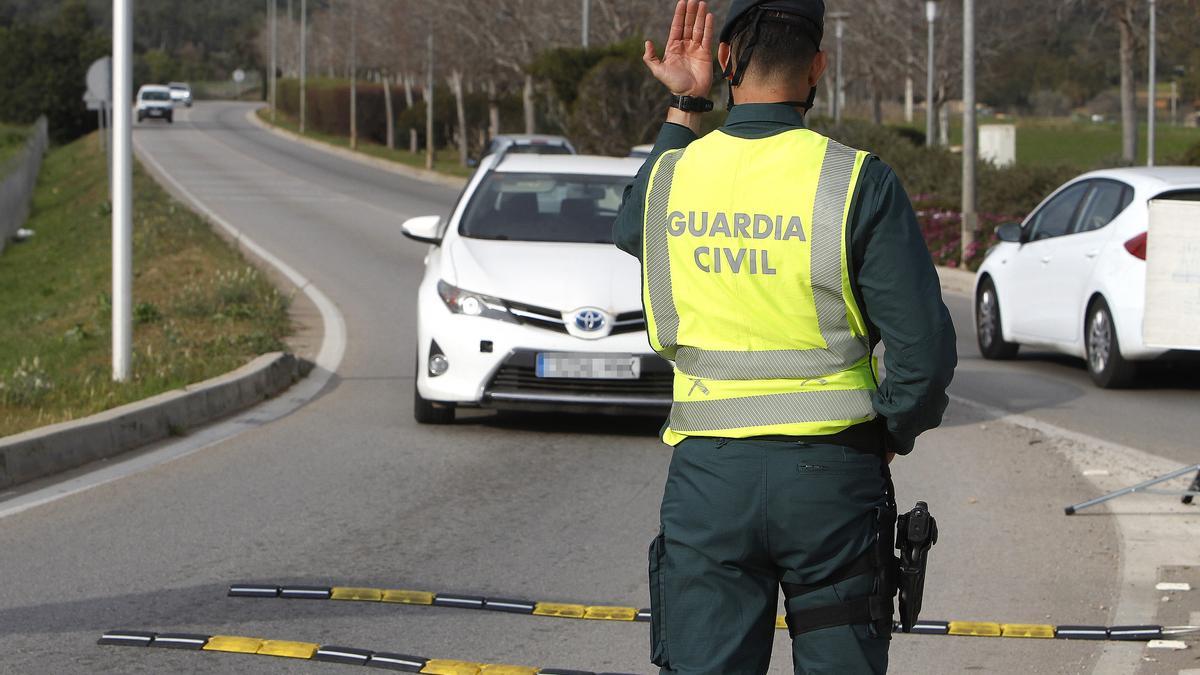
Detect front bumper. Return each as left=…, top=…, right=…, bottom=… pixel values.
left=483, top=350, right=672, bottom=415
left=417, top=300, right=672, bottom=415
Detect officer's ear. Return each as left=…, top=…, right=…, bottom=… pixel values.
left=809, top=50, right=828, bottom=87
left=718, top=42, right=733, bottom=80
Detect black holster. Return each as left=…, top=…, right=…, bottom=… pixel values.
left=782, top=467, right=937, bottom=638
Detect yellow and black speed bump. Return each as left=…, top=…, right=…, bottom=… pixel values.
left=228, top=582, right=1200, bottom=643
left=99, top=630, right=639, bottom=674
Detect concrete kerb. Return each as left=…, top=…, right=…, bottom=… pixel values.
left=936, top=265, right=976, bottom=297
left=244, top=106, right=469, bottom=191
left=0, top=353, right=299, bottom=490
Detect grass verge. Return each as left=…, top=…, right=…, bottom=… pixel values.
left=0, top=132, right=292, bottom=438
left=256, top=108, right=474, bottom=179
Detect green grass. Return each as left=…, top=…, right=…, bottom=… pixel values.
left=923, top=117, right=1200, bottom=167
left=0, top=123, right=31, bottom=166
left=1012, top=119, right=1200, bottom=166
left=0, top=132, right=292, bottom=438
left=258, top=108, right=475, bottom=179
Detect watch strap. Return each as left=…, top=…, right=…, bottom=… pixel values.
left=669, top=95, right=714, bottom=113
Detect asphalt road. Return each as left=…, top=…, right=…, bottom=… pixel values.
left=1, top=101, right=1193, bottom=674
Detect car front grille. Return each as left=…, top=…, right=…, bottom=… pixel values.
left=505, top=301, right=646, bottom=336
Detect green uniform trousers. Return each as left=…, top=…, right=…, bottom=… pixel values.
left=648, top=438, right=891, bottom=675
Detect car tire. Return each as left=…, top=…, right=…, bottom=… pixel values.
left=976, top=278, right=1019, bottom=360
left=1086, top=298, right=1137, bottom=389
left=413, top=361, right=455, bottom=425
left=166, top=114, right=174, bottom=124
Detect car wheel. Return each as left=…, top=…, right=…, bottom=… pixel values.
left=166, top=115, right=174, bottom=124
left=413, top=360, right=455, bottom=424
left=1086, top=299, right=1137, bottom=389
left=976, top=278, right=1019, bottom=360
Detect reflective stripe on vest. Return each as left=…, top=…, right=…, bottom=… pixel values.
left=641, top=130, right=875, bottom=444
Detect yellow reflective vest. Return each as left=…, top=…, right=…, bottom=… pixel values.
left=641, top=128, right=878, bottom=445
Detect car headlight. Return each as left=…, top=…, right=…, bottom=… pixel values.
left=437, top=281, right=517, bottom=323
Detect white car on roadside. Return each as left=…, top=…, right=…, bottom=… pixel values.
left=974, top=167, right=1200, bottom=388
left=402, top=152, right=670, bottom=423
left=136, top=85, right=174, bottom=124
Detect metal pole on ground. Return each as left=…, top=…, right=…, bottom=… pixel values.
left=111, top=0, right=132, bottom=382
left=300, top=0, right=307, bottom=134
left=961, top=0, right=977, bottom=265
left=582, top=0, right=590, bottom=48
left=925, top=1, right=939, bottom=147
left=1146, top=0, right=1156, bottom=167
left=349, top=0, right=357, bottom=150
left=829, top=13, right=848, bottom=124
left=270, top=0, right=277, bottom=122
left=426, top=32, right=434, bottom=171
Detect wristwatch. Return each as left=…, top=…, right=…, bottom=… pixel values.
left=669, top=95, right=714, bottom=113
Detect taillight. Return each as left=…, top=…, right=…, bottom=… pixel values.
left=1124, top=232, right=1147, bottom=260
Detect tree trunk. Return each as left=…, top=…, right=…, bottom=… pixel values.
left=383, top=73, right=395, bottom=151
left=1118, top=1, right=1138, bottom=163
left=450, top=70, right=468, bottom=167
left=487, top=79, right=501, bottom=140
left=404, top=74, right=414, bottom=107
left=871, top=83, right=883, bottom=126
left=523, top=73, right=536, bottom=134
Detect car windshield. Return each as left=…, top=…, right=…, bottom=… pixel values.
left=141, top=90, right=171, bottom=101
left=459, top=172, right=628, bottom=244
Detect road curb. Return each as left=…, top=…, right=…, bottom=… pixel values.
left=936, top=265, right=976, bottom=296
left=244, top=106, right=469, bottom=190
left=0, top=353, right=299, bottom=490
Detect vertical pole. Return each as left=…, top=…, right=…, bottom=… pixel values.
left=426, top=32, right=434, bottom=170
left=582, top=0, right=590, bottom=48
left=926, top=2, right=937, bottom=147
left=1146, top=0, right=1156, bottom=167
left=112, top=0, right=133, bottom=382
left=1171, top=81, right=1178, bottom=125
left=300, top=0, right=307, bottom=133
left=350, top=0, right=357, bottom=150
left=269, top=0, right=277, bottom=122
left=834, top=17, right=844, bottom=124
left=962, top=0, right=977, bottom=266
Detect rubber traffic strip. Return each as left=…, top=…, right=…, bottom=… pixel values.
left=98, top=629, right=638, bottom=674
left=228, top=582, right=1200, bottom=642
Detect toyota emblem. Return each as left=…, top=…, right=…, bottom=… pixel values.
left=574, top=309, right=607, bottom=332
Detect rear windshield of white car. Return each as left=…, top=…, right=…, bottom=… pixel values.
left=459, top=172, right=627, bottom=244
left=141, top=90, right=171, bottom=101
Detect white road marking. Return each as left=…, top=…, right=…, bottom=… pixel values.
left=951, top=394, right=1200, bottom=675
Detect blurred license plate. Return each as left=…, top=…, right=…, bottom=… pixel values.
left=536, top=353, right=640, bottom=380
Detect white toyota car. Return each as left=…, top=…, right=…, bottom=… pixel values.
left=974, top=167, right=1200, bottom=388
left=402, top=152, right=671, bottom=423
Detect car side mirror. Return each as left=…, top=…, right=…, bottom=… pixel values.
left=401, top=215, right=443, bottom=245
left=995, top=223, right=1023, bottom=243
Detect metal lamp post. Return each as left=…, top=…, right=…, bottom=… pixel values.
left=962, top=0, right=977, bottom=265
left=582, top=0, right=590, bottom=48
left=112, top=0, right=132, bottom=382
left=1147, top=0, right=1157, bottom=167
left=829, top=12, right=849, bottom=124
left=300, top=0, right=307, bottom=133
left=925, top=0, right=939, bottom=147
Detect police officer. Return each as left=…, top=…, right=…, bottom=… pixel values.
left=613, top=1, right=957, bottom=673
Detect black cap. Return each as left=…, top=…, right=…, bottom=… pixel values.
left=719, top=0, right=825, bottom=46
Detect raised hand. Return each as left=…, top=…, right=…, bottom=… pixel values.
left=643, top=0, right=715, bottom=98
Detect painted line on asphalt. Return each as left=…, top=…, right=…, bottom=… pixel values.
left=950, top=394, right=1200, bottom=673
left=98, top=629, right=635, bottom=674
left=0, top=119, right=348, bottom=520
left=227, top=582, right=1199, bottom=642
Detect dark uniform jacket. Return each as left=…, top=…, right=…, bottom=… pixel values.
left=613, top=104, right=957, bottom=454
